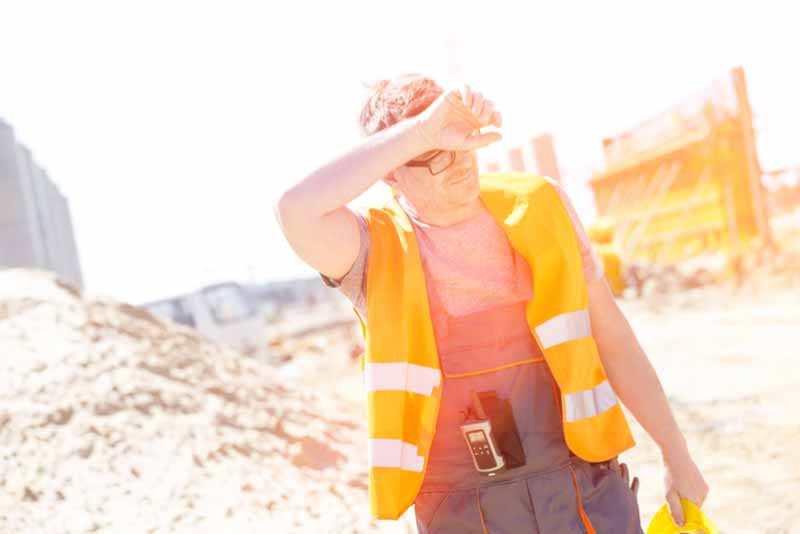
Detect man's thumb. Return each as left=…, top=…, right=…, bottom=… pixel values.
left=462, top=131, right=502, bottom=150
left=666, top=490, right=685, bottom=526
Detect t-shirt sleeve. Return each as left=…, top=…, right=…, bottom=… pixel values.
left=318, top=209, right=369, bottom=319
left=546, top=178, right=605, bottom=283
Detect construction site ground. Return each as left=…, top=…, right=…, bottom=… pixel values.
left=1, top=266, right=798, bottom=533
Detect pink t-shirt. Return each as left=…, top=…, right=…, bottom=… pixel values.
left=321, top=179, right=603, bottom=322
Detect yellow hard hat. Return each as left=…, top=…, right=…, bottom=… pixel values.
left=647, top=498, right=719, bottom=534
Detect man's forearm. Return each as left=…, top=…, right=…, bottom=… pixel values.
left=587, top=278, right=689, bottom=461
left=278, top=119, right=430, bottom=218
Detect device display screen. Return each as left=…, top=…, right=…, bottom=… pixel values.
left=467, top=431, right=487, bottom=444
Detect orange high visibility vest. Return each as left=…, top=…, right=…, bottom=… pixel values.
left=359, top=173, right=635, bottom=519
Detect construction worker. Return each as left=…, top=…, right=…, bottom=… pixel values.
left=274, top=75, right=708, bottom=533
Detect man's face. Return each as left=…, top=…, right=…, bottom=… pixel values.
left=391, top=150, right=480, bottom=215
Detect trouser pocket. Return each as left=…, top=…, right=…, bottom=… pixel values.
left=574, top=460, right=644, bottom=534
left=477, top=479, right=538, bottom=533
left=525, top=467, right=589, bottom=534
left=414, top=488, right=487, bottom=534
left=414, top=491, right=448, bottom=533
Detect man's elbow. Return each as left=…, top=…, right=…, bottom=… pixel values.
left=274, top=189, right=308, bottom=236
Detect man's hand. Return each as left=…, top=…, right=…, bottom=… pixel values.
left=415, top=85, right=503, bottom=152
left=663, top=452, right=709, bottom=525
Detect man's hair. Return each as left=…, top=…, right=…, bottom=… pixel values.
left=359, top=74, right=443, bottom=136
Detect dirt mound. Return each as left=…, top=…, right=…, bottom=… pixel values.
left=0, top=269, right=388, bottom=533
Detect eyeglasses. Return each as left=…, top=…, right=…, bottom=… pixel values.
left=405, top=150, right=457, bottom=175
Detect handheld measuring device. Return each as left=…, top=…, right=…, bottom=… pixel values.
left=460, top=419, right=506, bottom=473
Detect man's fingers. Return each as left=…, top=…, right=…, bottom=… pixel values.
left=618, top=462, right=639, bottom=496
left=447, top=86, right=501, bottom=128
left=445, top=92, right=483, bottom=128
left=609, top=457, right=620, bottom=473
left=462, top=84, right=474, bottom=110
left=686, top=491, right=706, bottom=510
left=478, top=100, right=494, bottom=125
left=620, top=463, right=630, bottom=486
left=491, top=110, right=503, bottom=128
left=666, top=489, right=685, bottom=526
left=462, top=131, right=502, bottom=150
left=444, top=89, right=463, bottom=106
left=471, top=92, right=484, bottom=117
left=444, top=88, right=473, bottom=119
left=438, top=87, right=501, bottom=146
left=696, top=480, right=709, bottom=508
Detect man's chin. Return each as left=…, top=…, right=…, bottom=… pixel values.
left=451, top=179, right=480, bottom=204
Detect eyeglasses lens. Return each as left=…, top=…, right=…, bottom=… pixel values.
left=430, top=152, right=455, bottom=174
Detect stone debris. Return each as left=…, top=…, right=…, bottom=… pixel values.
left=0, top=269, right=411, bottom=534
left=2, top=266, right=799, bottom=533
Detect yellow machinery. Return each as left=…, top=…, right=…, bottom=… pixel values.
left=589, top=67, right=771, bottom=271
left=587, top=218, right=626, bottom=296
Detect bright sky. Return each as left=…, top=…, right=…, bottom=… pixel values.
left=1, top=1, right=797, bottom=304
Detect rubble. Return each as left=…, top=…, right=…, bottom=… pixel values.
left=0, top=269, right=408, bottom=534
left=4, top=266, right=797, bottom=533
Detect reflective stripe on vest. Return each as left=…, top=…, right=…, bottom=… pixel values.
left=535, top=309, right=591, bottom=349
left=364, top=362, right=441, bottom=396
left=564, top=379, right=619, bottom=422
left=368, top=438, right=425, bottom=472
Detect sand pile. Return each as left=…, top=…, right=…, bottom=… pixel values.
left=0, top=269, right=394, bottom=534
left=617, top=284, right=800, bottom=534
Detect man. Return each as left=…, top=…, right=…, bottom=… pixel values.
left=274, top=75, right=708, bottom=533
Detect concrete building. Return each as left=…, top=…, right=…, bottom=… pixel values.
left=482, top=134, right=562, bottom=183
left=530, top=134, right=562, bottom=183
left=0, top=118, right=82, bottom=287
